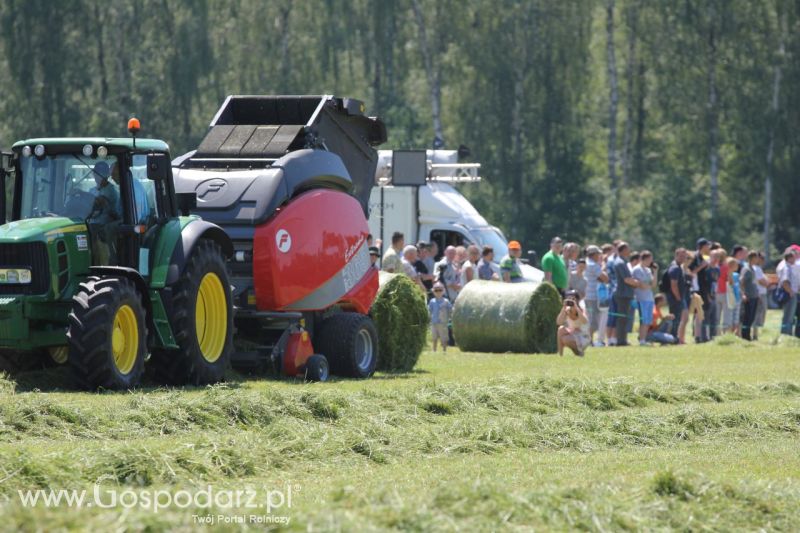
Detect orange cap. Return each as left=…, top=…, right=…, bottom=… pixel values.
left=127, top=117, right=141, bottom=134
left=508, top=240, right=521, bottom=250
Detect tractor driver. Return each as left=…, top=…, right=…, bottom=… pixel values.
left=88, top=161, right=122, bottom=264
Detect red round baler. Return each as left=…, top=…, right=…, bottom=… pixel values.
left=172, top=95, right=387, bottom=381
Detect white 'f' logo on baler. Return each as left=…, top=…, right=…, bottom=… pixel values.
left=276, top=229, right=292, bottom=253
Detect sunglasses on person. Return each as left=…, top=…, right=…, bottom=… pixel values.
left=433, top=288, right=444, bottom=293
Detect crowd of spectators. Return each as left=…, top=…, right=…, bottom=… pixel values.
left=374, top=231, right=524, bottom=301
left=370, top=231, right=800, bottom=354
left=554, top=238, right=800, bottom=351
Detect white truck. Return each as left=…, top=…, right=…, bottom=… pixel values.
left=368, top=149, right=543, bottom=281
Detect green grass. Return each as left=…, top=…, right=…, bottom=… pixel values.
left=0, top=311, right=798, bottom=531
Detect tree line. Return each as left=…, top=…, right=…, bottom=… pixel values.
left=0, top=0, right=797, bottom=263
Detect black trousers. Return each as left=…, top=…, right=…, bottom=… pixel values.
left=741, top=298, right=758, bottom=341
left=614, top=295, right=633, bottom=346
left=795, top=300, right=800, bottom=338
left=702, top=297, right=717, bottom=341
left=666, top=294, right=683, bottom=338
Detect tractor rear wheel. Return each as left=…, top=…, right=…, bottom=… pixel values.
left=315, top=313, right=378, bottom=378
left=150, top=239, right=233, bottom=385
left=67, top=276, right=147, bottom=390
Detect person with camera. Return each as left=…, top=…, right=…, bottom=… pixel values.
left=556, top=290, right=590, bottom=356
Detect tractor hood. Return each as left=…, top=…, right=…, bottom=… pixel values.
left=0, top=217, right=86, bottom=242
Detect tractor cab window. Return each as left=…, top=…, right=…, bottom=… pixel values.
left=130, top=155, right=158, bottom=224
left=19, top=153, right=121, bottom=221
left=19, top=152, right=122, bottom=265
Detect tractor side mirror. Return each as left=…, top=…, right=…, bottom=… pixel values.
left=0, top=152, right=12, bottom=171
left=146, top=153, right=170, bottom=182
left=176, top=192, right=197, bottom=216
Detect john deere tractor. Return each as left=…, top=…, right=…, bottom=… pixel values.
left=0, top=120, right=234, bottom=389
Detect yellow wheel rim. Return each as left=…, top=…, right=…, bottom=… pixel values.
left=195, top=272, right=227, bottom=363
left=112, top=304, right=139, bottom=375
left=48, top=346, right=68, bottom=365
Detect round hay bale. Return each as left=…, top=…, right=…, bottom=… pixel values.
left=370, top=272, right=430, bottom=372
left=452, top=281, right=561, bottom=353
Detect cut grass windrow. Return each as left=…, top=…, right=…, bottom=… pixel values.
left=0, top=378, right=798, bottom=494
left=0, top=377, right=798, bottom=442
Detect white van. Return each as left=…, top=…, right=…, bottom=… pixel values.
left=368, top=150, right=543, bottom=282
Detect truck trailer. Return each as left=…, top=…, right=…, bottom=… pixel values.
left=368, top=149, right=543, bottom=281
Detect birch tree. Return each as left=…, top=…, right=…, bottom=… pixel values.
left=764, top=4, right=786, bottom=261
left=606, top=0, right=619, bottom=229
left=707, top=1, right=720, bottom=221
left=411, top=0, right=445, bottom=148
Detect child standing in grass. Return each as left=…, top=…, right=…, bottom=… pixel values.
left=632, top=251, right=657, bottom=346
left=428, top=282, right=453, bottom=352
left=726, top=257, right=742, bottom=335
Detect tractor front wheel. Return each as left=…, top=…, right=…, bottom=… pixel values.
left=150, top=239, right=233, bottom=385
left=67, top=276, right=147, bottom=390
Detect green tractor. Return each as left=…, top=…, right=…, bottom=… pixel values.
left=0, top=120, right=234, bottom=389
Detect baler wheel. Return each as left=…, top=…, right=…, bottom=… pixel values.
left=150, top=239, right=233, bottom=385
left=304, top=354, right=329, bottom=382
left=315, top=313, right=378, bottom=378
left=67, top=276, right=147, bottom=390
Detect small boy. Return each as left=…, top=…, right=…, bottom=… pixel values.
left=428, top=282, right=453, bottom=352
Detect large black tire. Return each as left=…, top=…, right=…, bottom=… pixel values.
left=315, top=313, right=378, bottom=378
left=67, top=276, right=147, bottom=390
left=150, top=239, right=233, bottom=386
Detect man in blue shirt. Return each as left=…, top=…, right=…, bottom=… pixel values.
left=610, top=242, right=639, bottom=346
left=665, top=247, right=689, bottom=341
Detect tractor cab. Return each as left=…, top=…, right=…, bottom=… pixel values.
left=0, top=120, right=233, bottom=390
left=7, top=131, right=176, bottom=271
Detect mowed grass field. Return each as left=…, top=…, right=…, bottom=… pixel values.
left=0, top=311, right=799, bottom=531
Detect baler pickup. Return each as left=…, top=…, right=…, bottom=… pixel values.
left=174, top=95, right=386, bottom=212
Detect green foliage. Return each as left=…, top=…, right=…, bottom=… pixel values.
left=371, top=272, right=429, bottom=372
left=0, top=1, right=797, bottom=260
